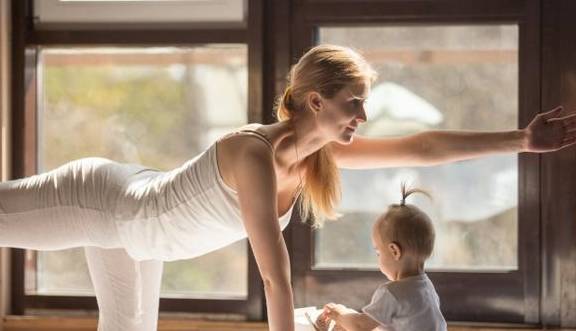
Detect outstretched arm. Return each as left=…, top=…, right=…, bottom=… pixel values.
left=332, top=106, right=576, bottom=169
left=234, top=139, right=294, bottom=331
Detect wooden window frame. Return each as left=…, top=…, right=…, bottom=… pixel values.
left=10, top=0, right=269, bottom=320
left=286, top=0, right=542, bottom=324
left=14, top=0, right=576, bottom=327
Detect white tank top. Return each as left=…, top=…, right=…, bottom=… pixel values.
left=113, top=129, right=299, bottom=261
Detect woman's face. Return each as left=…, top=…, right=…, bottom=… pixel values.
left=313, top=81, right=370, bottom=144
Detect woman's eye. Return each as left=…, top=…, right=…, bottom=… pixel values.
left=352, top=99, right=366, bottom=107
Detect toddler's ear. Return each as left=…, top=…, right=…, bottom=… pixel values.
left=388, top=242, right=402, bottom=260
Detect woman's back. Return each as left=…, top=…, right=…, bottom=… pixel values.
left=113, top=140, right=277, bottom=262
left=0, top=128, right=296, bottom=262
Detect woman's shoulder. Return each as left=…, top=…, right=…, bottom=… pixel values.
left=219, top=123, right=274, bottom=151
left=239, top=122, right=265, bottom=130
left=215, top=124, right=277, bottom=191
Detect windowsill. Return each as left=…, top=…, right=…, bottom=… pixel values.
left=2, top=315, right=268, bottom=331
left=22, top=308, right=247, bottom=322
left=1, top=316, right=568, bottom=331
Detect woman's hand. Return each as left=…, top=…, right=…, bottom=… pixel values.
left=523, top=105, right=576, bottom=152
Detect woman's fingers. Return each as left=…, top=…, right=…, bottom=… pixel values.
left=565, top=120, right=576, bottom=131
left=560, top=134, right=576, bottom=149
left=546, top=115, right=576, bottom=136
left=562, top=136, right=576, bottom=145
left=561, top=141, right=576, bottom=150
left=523, top=106, right=576, bottom=152
left=548, top=113, right=576, bottom=128
left=541, top=105, right=564, bottom=120
left=555, top=112, right=576, bottom=122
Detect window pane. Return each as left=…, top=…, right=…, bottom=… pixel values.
left=316, top=25, right=518, bottom=271
left=28, top=46, right=248, bottom=298
left=34, top=0, right=245, bottom=24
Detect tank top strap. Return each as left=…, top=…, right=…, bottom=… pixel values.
left=237, top=129, right=274, bottom=151
left=218, top=126, right=274, bottom=151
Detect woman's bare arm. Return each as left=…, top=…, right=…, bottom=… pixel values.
left=332, top=106, right=576, bottom=169
left=233, top=138, right=294, bottom=331
left=331, top=130, right=526, bottom=169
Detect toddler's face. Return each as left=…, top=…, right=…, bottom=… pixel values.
left=371, top=225, right=399, bottom=280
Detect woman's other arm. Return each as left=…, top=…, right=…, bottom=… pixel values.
left=233, top=139, right=295, bottom=331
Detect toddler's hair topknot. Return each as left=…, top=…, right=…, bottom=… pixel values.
left=375, top=183, right=435, bottom=261
left=399, top=181, right=432, bottom=206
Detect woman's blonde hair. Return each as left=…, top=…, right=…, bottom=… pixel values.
left=276, top=44, right=377, bottom=227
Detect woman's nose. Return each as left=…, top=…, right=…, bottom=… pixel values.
left=357, top=106, right=367, bottom=123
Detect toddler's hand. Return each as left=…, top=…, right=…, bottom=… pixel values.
left=332, top=325, right=347, bottom=331
left=321, top=303, right=359, bottom=331
left=323, top=302, right=348, bottom=319
left=314, top=311, right=331, bottom=331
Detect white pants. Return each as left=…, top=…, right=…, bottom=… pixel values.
left=0, top=160, right=165, bottom=331
left=85, top=247, right=163, bottom=331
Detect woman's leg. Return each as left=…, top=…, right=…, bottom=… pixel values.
left=0, top=158, right=123, bottom=250
left=0, top=206, right=120, bottom=250
left=84, top=247, right=164, bottom=331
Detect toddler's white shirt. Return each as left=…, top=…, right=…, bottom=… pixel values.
left=362, top=273, right=447, bottom=331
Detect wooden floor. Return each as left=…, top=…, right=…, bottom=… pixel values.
left=2, top=316, right=575, bottom=331
left=3, top=316, right=265, bottom=330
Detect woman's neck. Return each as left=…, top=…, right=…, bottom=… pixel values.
left=273, top=114, right=330, bottom=167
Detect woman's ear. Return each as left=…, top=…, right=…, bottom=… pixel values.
left=388, top=242, right=402, bottom=261
left=306, top=91, right=323, bottom=113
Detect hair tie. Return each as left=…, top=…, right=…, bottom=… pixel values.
left=283, top=86, right=294, bottom=110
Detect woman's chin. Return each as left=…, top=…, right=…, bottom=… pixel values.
left=339, top=132, right=355, bottom=144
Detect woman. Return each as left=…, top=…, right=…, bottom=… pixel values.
left=1, top=44, right=574, bottom=331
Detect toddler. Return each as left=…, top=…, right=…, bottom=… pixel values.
left=316, top=184, right=447, bottom=331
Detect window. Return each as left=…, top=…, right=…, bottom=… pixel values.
left=12, top=0, right=267, bottom=318
left=33, top=0, right=245, bottom=25
left=316, top=25, right=519, bottom=271
left=28, top=46, right=249, bottom=299
left=288, top=0, right=541, bottom=324
left=12, top=0, right=548, bottom=324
